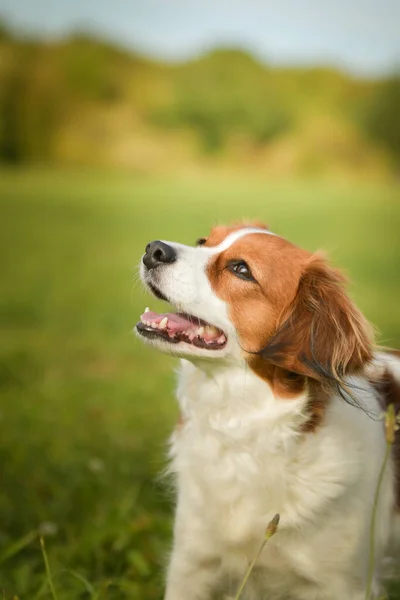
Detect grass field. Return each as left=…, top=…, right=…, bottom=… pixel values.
left=0, top=168, right=399, bottom=599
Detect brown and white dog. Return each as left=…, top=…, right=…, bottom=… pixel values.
left=135, top=222, right=400, bottom=600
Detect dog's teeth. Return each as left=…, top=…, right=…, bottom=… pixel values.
left=145, top=307, right=150, bottom=313
left=159, top=317, right=168, bottom=329
left=145, top=320, right=151, bottom=326
left=151, top=322, right=158, bottom=328
left=197, top=326, right=205, bottom=336
left=217, top=335, right=226, bottom=344
left=204, top=325, right=219, bottom=339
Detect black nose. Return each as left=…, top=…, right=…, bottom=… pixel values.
left=142, top=240, right=177, bottom=270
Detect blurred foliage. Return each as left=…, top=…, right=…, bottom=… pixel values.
left=153, top=49, right=292, bottom=152
left=0, top=18, right=12, bottom=42
left=361, top=74, right=400, bottom=166
left=0, top=19, right=398, bottom=175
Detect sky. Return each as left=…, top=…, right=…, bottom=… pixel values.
left=1, top=0, right=399, bottom=76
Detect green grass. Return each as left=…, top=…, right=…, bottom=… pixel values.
left=0, top=167, right=399, bottom=599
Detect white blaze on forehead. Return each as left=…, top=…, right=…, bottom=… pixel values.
left=206, top=227, right=278, bottom=254
left=160, top=227, right=277, bottom=257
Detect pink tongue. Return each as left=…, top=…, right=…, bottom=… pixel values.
left=141, top=311, right=201, bottom=334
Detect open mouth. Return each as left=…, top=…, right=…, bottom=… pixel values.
left=136, top=308, right=227, bottom=350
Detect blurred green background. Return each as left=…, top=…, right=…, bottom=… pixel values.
left=0, top=19, right=400, bottom=178
left=0, top=4, right=399, bottom=599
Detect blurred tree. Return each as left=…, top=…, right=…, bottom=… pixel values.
left=0, top=21, right=395, bottom=174
left=0, top=60, right=26, bottom=163
left=0, top=22, right=20, bottom=162
left=0, top=45, right=62, bottom=163
left=60, top=34, right=124, bottom=102
left=153, top=49, right=292, bottom=152
left=362, top=75, right=400, bottom=166
left=0, top=18, right=12, bottom=42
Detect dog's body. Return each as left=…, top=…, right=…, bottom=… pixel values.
left=168, top=356, right=399, bottom=600
left=136, top=224, right=400, bottom=599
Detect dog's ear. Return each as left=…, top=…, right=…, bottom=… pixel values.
left=261, top=256, right=373, bottom=382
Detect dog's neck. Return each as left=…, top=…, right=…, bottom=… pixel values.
left=176, top=358, right=312, bottom=449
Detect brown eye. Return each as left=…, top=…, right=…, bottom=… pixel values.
left=228, top=260, right=256, bottom=282
left=196, top=237, right=207, bottom=246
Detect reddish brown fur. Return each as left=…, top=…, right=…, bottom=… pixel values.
left=207, top=232, right=309, bottom=352
left=370, top=368, right=400, bottom=510
left=247, top=355, right=307, bottom=399
left=205, top=223, right=373, bottom=430
left=262, top=256, right=374, bottom=381
left=300, top=380, right=331, bottom=433
left=248, top=355, right=329, bottom=432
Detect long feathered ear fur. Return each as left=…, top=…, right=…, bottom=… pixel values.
left=261, top=256, right=374, bottom=384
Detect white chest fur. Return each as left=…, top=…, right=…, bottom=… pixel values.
left=166, top=359, right=394, bottom=599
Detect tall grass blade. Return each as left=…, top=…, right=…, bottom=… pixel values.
left=234, top=513, right=280, bottom=600
left=64, top=569, right=95, bottom=595
left=365, top=404, right=396, bottom=600
left=40, top=537, right=58, bottom=600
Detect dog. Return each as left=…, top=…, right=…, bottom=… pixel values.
left=135, top=222, right=400, bottom=600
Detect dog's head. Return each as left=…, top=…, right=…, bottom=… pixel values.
left=136, top=223, right=373, bottom=384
